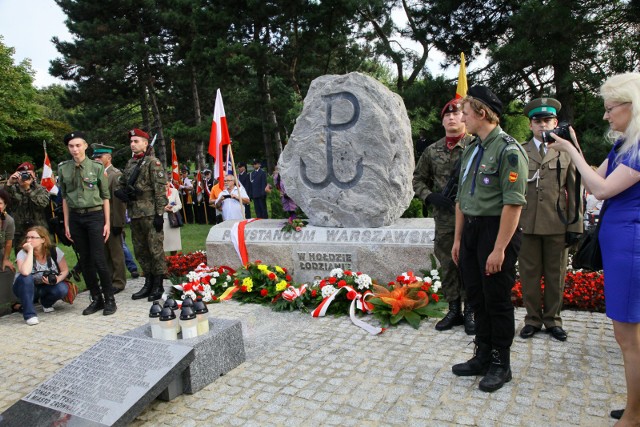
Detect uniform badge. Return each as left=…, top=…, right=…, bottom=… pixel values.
left=158, top=172, right=164, bottom=178
left=482, top=176, right=490, bottom=185
left=509, top=171, right=518, bottom=182
left=508, top=154, right=518, bottom=167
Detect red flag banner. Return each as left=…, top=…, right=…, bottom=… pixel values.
left=195, top=170, right=203, bottom=202
left=209, top=89, right=232, bottom=190
left=41, top=151, right=59, bottom=195
left=171, top=138, right=180, bottom=187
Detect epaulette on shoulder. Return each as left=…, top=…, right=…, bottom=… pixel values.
left=501, top=133, right=518, bottom=145
left=58, top=160, right=71, bottom=167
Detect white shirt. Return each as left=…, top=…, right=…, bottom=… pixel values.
left=216, top=186, right=249, bottom=221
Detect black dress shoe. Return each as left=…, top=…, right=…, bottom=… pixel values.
left=547, top=326, right=568, bottom=341
left=519, top=324, right=541, bottom=339
left=113, top=288, right=123, bottom=295
left=131, top=270, right=140, bottom=279
left=610, top=409, right=624, bottom=420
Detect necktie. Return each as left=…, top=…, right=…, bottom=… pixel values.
left=470, top=144, right=485, bottom=195
left=539, top=143, right=545, bottom=159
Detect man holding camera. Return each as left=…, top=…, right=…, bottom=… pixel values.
left=215, top=174, right=250, bottom=221
left=2, top=162, right=50, bottom=254
left=117, top=129, right=168, bottom=301
left=518, top=98, right=583, bottom=342
left=413, top=99, right=475, bottom=334
left=58, top=131, right=116, bottom=316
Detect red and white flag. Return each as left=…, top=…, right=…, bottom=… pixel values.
left=208, top=89, right=232, bottom=190
left=41, top=151, right=59, bottom=195
left=195, top=170, right=203, bottom=202
left=171, top=138, right=180, bottom=188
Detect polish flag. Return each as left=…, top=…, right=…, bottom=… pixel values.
left=41, top=152, right=59, bottom=195
left=195, top=170, right=203, bottom=202
left=171, top=139, right=180, bottom=187
left=208, top=89, right=231, bottom=190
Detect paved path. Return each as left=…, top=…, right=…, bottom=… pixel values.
left=0, top=278, right=625, bottom=426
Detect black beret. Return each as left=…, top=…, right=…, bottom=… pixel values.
left=467, top=86, right=503, bottom=116
left=63, top=131, right=87, bottom=145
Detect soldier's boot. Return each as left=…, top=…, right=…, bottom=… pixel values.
left=479, top=348, right=512, bottom=392
left=132, top=274, right=153, bottom=300
left=82, top=289, right=104, bottom=316
left=147, top=275, right=165, bottom=302
left=463, top=301, right=476, bottom=335
left=435, top=298, right=464, bottom=331
left=103, top=287, right=117, bottom=316
left=452, top=340, right=491, bottom=376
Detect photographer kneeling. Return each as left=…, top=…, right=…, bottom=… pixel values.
left=13, top=226, right=70, bottom=326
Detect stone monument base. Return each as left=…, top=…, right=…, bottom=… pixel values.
left=206, top=218, right=435, bottom=284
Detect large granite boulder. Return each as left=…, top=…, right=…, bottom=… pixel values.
left=279, top=72, right=414, bottom=228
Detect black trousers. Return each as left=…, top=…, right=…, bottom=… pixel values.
left=69, top=210, right=113, bottom=296
left=459, top=216, right=521, bottom=350
left=253, top=196, right=268, bottom=219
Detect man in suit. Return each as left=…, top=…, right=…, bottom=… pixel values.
left=92, top=144, right=127, bottom=294
left=250, top=159, right=268, bottom=218
left=518, top=98, right=583, bottom=342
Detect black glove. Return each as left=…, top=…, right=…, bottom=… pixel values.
left=426, top=193, right=455, bottom=213
left=114, top=188, right=129, bottom=203
left=565, top=231, right=582, bottom=248
left=111, top=226, right=123, bottom=236
left=153, top=215, right=164, bottom=232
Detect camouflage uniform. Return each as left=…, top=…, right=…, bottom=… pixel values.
left=120, top=155, right=168, bottom=277
left=2, top=183, right=50, bottom=251
left=413, top=135, right=474, bottom=302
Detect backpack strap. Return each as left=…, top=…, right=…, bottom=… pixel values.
left=48, top=246, right=61, bottom=274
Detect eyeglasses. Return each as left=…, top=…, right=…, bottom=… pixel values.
left=224, top=180, right=235, bottom=183
left=25, top=236, right=42, bottom=240
left=604, top=102, right=630, bottom=114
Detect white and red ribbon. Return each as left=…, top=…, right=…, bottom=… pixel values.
left=230, top=218, right=260, bottom=265
left=311, top=285, right=384, bottom=335
left=282, top=284, right=307, bottom=302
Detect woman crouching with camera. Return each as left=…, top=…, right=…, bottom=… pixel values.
left=13, top=226, right=70, bottom=325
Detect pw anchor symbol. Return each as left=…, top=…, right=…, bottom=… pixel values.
left=300, top=92, right=363, bottom=190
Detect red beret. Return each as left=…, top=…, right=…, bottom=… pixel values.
left=441, top=99, right=462, bottom=119
left=17, top=162, right=35, bottom=172
left=128, top=128, right=150, bottom=140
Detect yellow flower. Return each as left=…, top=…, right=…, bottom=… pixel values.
left=276, top=280, right=288, bottom=292
left=242, top=277, right=254, bottom=292
left=257, top=265, right=268, bottom=272
left=275, top=266, right=285, bottom=274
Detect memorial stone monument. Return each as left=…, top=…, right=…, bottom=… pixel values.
left=207, top=72, right=435, bottom=283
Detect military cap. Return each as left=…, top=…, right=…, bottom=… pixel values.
left=17, top=162, right=35, bottom=171
left=128, top=128, right=150, bottom=140
left=63, top=131, right=87, bottom=145
left=91, top=144, right=115, bottom=158
left=523, top=97, right=561, bottom=119
left=467, top=86, right=503, bottom=116
left=203, top=169, right=212, bottom=175
left=237, top=161, right=247, bottom=168
left=180, top=165, right=189, bottom=173
left=252, top=158, right=262, bottom=165
left=441, top=98, right=462, bottom=119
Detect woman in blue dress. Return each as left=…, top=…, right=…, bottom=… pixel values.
left=549, top=72, right=640, bottom=426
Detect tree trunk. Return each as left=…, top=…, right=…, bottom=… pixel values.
left=263, top=74, right=283, bottom=167
left=148, top=83, right=167, bottom=168
left=553, top=61, right=575, bottom=123
left=191, top=64, right=206, bottom=172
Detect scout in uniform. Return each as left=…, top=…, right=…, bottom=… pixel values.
left=116, top=129, right=168, bottom=301
left=91, top=144, right=127, bottom=294
left=58, top=131, right=116, bottom=315
left=518, top=98, right=583, bottom=342
left=413, top=99, right=476, bottom=334
left=450, top=86, right=528, bottom=392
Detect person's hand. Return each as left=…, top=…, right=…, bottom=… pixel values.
left=111, top=226, right=123, bottom=236
left=451, top=240, right=460, bottom=266
left=2, top=259, right=15, bottom=272
left=265, top=184, right=272, bottom=193
left=114, top=188, right=130, bottom=202
left=153, top=215, right=164, bottom=232
left=103, top=224, right=110, bottom=243
left=426, top=193, right=455, bottom=212
left=64, top=225, right=74, bottom=243
left=22, top=242, right=33, bottom=252
left=485, top=248, right=505, bottom=275
left=164, top=204, right=172, bottom=211
left=8, top=172, right=19, bottom=185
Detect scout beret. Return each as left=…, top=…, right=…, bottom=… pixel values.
left=91, top=144, right=115, bottom=158
left=441, top=99, right=462, bottom=119
left=523, top=97, right=561, bottom=119
left=467, top=86, right=503, bottom=116
left=63, top=131, right=87, bottom=145
left=17, top=162, right=35, bottom=171
left=128, top=128, right=150, bottom=140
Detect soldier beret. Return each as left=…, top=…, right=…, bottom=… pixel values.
left=17, top=162, right=35, bottom=171
left=128, top=128, right=150, bottom=140
left=63, top=131, right=87, bottom=145
left=441, top=99, right=462, bottom=119
left=467, top=86, right=503, bottom=116
left=523, top=97, right=561, bottom=119
left=91, top=144, right=115, bottom=158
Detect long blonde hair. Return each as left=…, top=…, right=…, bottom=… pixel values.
left=600, top=72, right=640, bottom=166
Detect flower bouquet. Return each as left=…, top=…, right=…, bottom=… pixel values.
left=232, top=261, right=293, bottom=304
left=368, top=271, right=446, bottom=329
left=309, top=268, right=376, bottom=316
left=166, top=251, right=208, bottom=278
left=169, top=263, right=235, bottom=303
left=280, top=216, right=308, bottom=233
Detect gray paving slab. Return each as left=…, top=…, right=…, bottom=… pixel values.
left=0, top=277, right=625, bottom=426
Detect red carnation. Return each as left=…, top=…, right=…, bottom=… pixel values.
left=319, top=280, right=326, bottom=288
left=240, top=285, right=248, bottom=292
left=268, top=272, right=276, bottom=280
left=329, top=277, right=337, bottom=284
left=212, top=296, right=218, bottom=301
left=338, top=280, right=347, bottom=288
left=311, top=289, right=317, bottom=297
left=282, top=267, right=288, bottom=273
left=344, top=270, right=352, bottom=276
left=417, top=291, right=428, bottom=300
left=234, top=279, right=240, bottom=286
left=432, top=294, right=439, bottom=302
left=255, top=260, right=262, bottom=264
left=286, top=275, right=292, bottom=281
left=260, top=289, right=268, bottom=297
left=346, top=290, right=357, bottom=300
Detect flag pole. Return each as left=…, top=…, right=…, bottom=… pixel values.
left=43, top=140, right=58, bottom=243
left=227, top=145, right=245, bottom=220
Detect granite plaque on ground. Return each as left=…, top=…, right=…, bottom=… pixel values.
left=0, top=334, right=194, bottom=427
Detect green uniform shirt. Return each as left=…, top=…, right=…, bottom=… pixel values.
left=456, top=126, right=528, bottom=216
left=58, top=157, right=110, bottom=209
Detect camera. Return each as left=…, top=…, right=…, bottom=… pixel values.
left=44, top=271, right=58, bottom=284
left=19, top=171, right=32, bottom=181
left=541, top=122, right=572, bottom=144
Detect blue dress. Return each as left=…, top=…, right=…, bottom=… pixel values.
left=599, top=140, right=640, bottom=323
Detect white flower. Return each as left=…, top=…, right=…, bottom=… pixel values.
left=202, top=293, right=212, bottom=303
left=430, top=269, right=439, bottom=278
left=213, top=271, right=220, bottom=278
left=321, top=285, right=337, bottom=298
left=209, top=277, right=217, bottom=285
left=203, top=284, right=211, bottom=293
left=329, top=268, right=344, bottom=278
left=182, top=290, right=197, bottom=300
left=226, top=276, right=232, bottom=282
left=432, top=281, right=442, bottom=293
left=423, top=277, right=433, bottom=285
left=313, top=279, right=322, bottom=287
left=355, top=274, right=372, bottom=290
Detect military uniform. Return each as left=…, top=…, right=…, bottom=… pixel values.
left=3, top=181, right=50, bottom=253
left=518, top=98, right=583, bottom=341
left=120, top=144, right=168, bottom=298
left=58, top=146, right=114, bottom=314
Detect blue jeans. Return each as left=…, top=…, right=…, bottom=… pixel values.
left=122, top=236, right=138, bottom=273
left=13, top=275, right=69, bottom=320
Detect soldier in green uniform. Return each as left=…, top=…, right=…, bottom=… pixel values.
left=92, top=144, right=127, bottom=294
left=2, top=162, right=50, bottom=255
left=518, top=98, right=583, bottom=342
left=413, top=98, right=476, bottom=334
left=116, top=129, right=168, bottom=301
left=450, top=86, right=528, bottom=392
left=58, top=131, right=116, bottom=316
